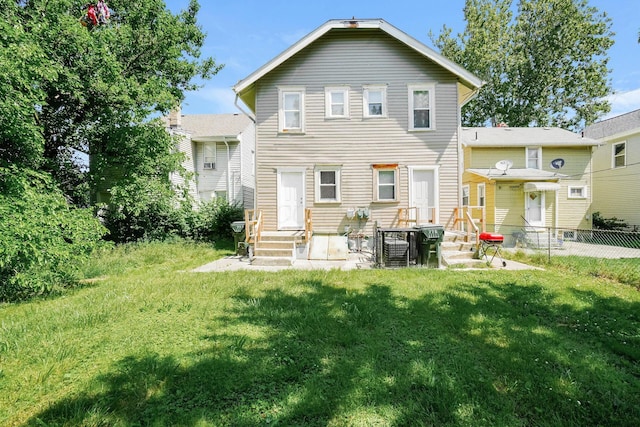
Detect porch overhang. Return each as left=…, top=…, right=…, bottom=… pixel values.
left=523, top=182, right=561, bottom=192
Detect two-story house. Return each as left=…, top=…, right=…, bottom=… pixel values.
left=461, top=126, right=601, bottom=243
left=584, top=109, right=640, bottom=229
left=232, top=18, right=482, bottom=250
left=166, top=110, right=255, bottom=208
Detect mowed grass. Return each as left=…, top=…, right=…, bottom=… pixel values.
left=1, top=242, right=639, bottom=426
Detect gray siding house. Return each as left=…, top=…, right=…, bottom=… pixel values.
left=167, top=111, right=255, bottom=208
left=233, top=18, right=482, bottom=237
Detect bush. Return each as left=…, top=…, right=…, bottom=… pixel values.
left=191, top=198, right=244, bottom=243
left=100, top=176, right=195, bottom=243
left=0, top=167, right=107, bottom=302
left=592, top=211, right=628, bottom=231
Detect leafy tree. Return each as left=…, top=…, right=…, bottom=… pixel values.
left=431, top=0, right=614, bottom=130
left=1, top=0, right=221, bottom=206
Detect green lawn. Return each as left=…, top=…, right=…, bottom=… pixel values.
left=1, top=242, right=639, bottom=426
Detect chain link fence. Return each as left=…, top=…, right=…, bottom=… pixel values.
left=486, top=224, right=640, bottom=260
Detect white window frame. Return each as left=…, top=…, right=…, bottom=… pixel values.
left=526, top=147, right=542, bottom=169
left=373, top=165, right=398, bottom=202
left=462, top=185, right=470, bottom=206
left=612, top=141, right=626, bottom=168
left=477, top=183, right=485, bottom=207
left=203, top=143, right=216, bottom=170
left=568, top=186, right=587, bottom=199
left=324, top=86, right=350, bottom=119
left=408, top=84, right=435, bottom=130
left=314, top=165, right=341, bottom=203
left=278, top=86, right=305, bottom=133
left=363, top=85, right=387, bottom=118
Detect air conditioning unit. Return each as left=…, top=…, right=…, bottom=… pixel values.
left=203, top=162, right=215, bottom=170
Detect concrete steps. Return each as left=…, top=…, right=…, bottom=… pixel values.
left=440, top=232, right=489, bottom=268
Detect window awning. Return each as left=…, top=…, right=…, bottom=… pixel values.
left=524, top=182, right=561, bottom=192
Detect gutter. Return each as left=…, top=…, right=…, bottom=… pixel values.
left=223, top=136, right=231, bottom=200
left=234, top=94, right=256, bottom=123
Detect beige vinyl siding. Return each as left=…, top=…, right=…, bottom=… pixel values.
left=543, top=147, right=592, bottom=229
left=469, top=147, right=524, bottom=169
left=254, top=29, right=460, bottom=234
left=495, top=183, right=524, bottom=233
left=591, top=132, right=640, bottom=226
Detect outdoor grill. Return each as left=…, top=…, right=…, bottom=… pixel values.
left=479, top=232, right=507, bottom=267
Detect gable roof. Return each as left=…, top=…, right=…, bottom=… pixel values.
left=232, top=18, right=484, bottom=112
left=461, top=127, right=601, bottom=148
left=583, top=109, right=640, bottom=140
left=175, top=113, right=253, bottom=142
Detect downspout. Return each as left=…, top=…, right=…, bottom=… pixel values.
left=223, top=137, right=231, bottom=202
left=234, top=94, right=256, bottom=123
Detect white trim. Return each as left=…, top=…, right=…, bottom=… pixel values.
left=526, top=146, right=542, bottom=169
left=278, top=86, right=305, bottom=133
left=612, top=141, right=626, bottom=169
left=408, top=165, right=440, bottom=224
left=314, top=165, right=342, bottom=203
left=362, top=84, right=387, bottom=118
left=233, top=19, right=483, bottom=96
left=324, top=86, right=350, bottom=118
left=477, top=182, right=486, bottom=207
left=462, top=184, right=470, bottom=206
left=524, top=182, right=560, bottom=192
left=373, top=165, right=398, bottom=202
left=567, top=185, right=587, bottom=199
left=408, top=83, right=436, bottom=130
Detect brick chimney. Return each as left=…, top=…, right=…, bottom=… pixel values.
left=168, top=106, right=182, bottom=128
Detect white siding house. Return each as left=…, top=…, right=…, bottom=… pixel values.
left=167, top=112, right=255, bottom=208
left=232, top=18, right=482, bottom=236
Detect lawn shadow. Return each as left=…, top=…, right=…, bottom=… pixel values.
left=29, top=271, right=640, bottom=425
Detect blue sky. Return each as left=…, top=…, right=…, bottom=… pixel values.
left=166, top=0, right=640, bottom=121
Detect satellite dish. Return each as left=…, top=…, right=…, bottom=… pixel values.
left=550, top=158, right=565, bottom=170
left=495, top=159, right=513, bottom=175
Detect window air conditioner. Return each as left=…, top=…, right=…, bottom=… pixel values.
left=203, top=162, right=215, bottom=169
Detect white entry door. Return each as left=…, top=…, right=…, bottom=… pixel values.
left=277, top=170, right=305, bottom=229
left=525, top=191, right=545, bottom=227
left=410, top=168, right=437, bottom=224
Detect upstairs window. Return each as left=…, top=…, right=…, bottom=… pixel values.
left=408, top=84, right=435, bottom=130
left=325, top=86, right=349, bottom=118
left=363, top=85, right=387, bottom=118
left=613, top=141, right=626, bottom=168
left=203, top=143, right=216, bottom=169
left=527, top=147, right=542, bottom=169
left=373, top=164, right=398, bottom=202
left=278, top=87, right=305, bottom=133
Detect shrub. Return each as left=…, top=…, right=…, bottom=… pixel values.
left=191, top=198, right=244, bottom=243
left=0, top=167, right=107, bottom=302
left=592, top=211, right=628, bottom=231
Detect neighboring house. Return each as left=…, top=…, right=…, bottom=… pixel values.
left=461, top=126, right=601, bottom=241
left=584, top=109, right=640, bottom=229
left=166, top=110, right=255, bottom=208
left=232, top=18, right=482, bottom=238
